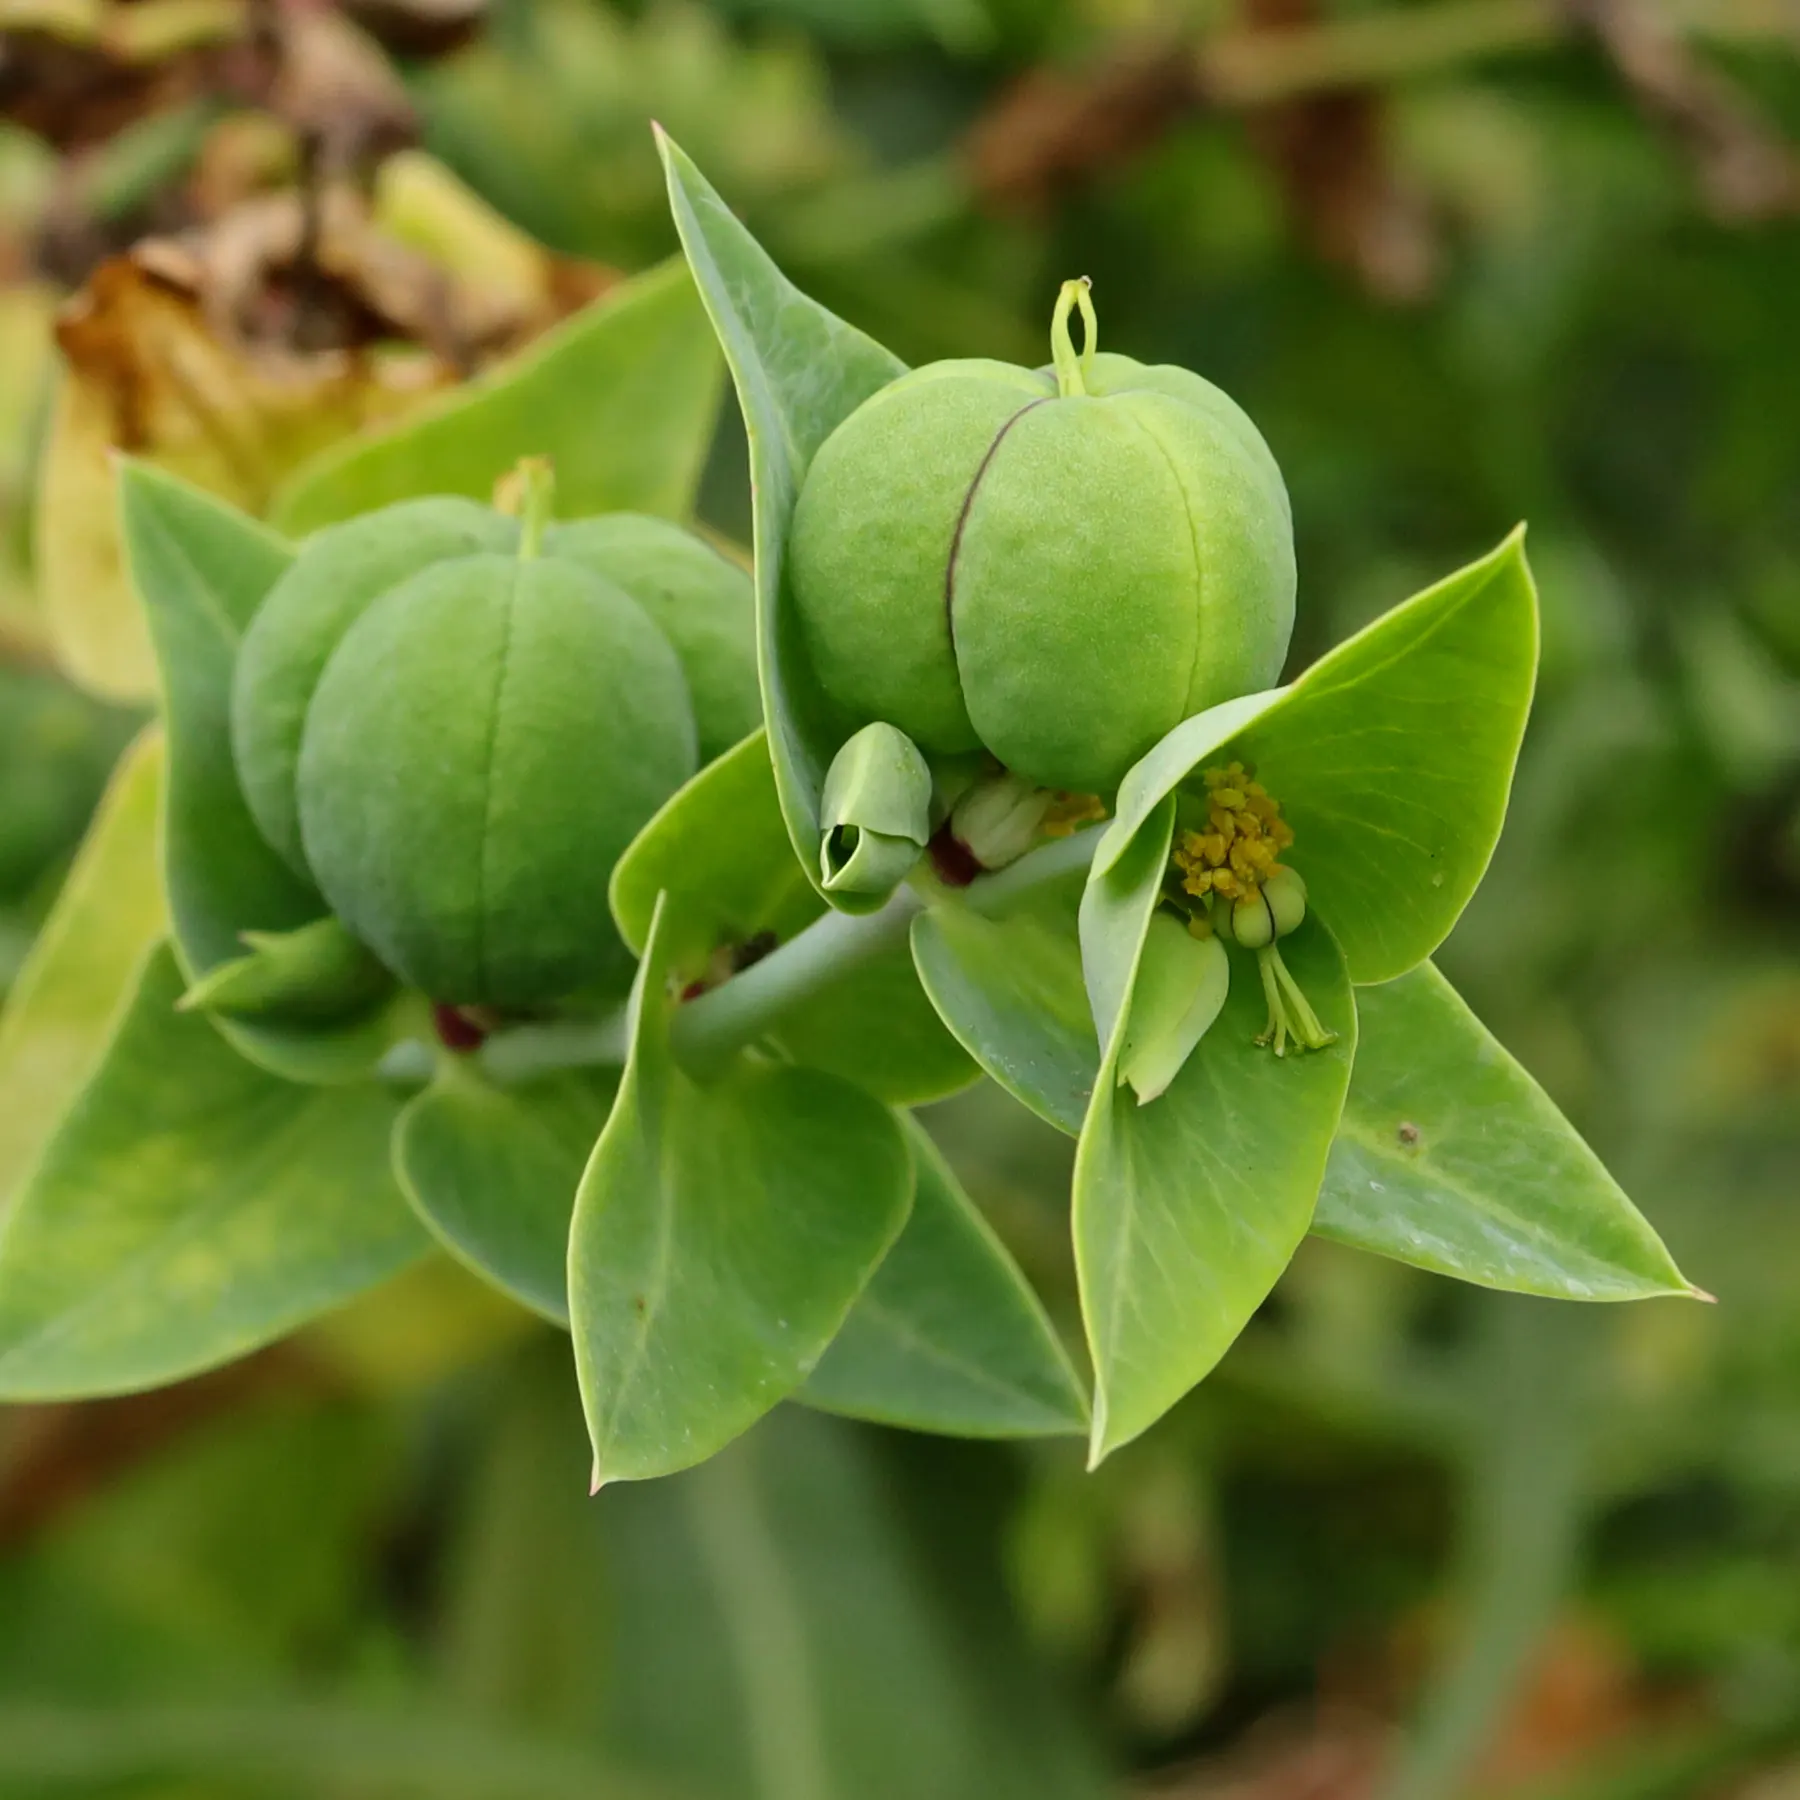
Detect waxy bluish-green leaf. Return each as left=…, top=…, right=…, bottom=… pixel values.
left=394, top=1062, right=618, bottom=1325
left=0, top=730, right=166, bottom=1218
left=1096, top=532, right=1539, bottom=984
left=658, top=132, right=906, bottom=908
left=569, top=897, right=913, bottom=1482
left=613, top=731, right=975, bottom=1104
left=120, top=462, right=408, bottom=1083
left=1075, top=802, right=1355, bottom=1461
left=910, top=882, right=1097, bottom=1136
left=804, top=1121, right=1088, bottom=1437
left=0, top=946, right=425, bottom=1399
left=1316, top=963, right=1692, bottom=1301
left=272, top=259, right=723, bottom=534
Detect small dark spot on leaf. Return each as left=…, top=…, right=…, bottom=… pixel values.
left=1397, top=1120, right=1421, bottom=1148
left=632, top=1295, right=647, bottom=1315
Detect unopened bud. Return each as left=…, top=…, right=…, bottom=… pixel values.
left=950, top=771, right=1054, bottom=872
left=819, top=721, right=933, bottom=898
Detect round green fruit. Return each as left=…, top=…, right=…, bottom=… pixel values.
left=546, top=513, right=759, bottom=762
left=295, top=552, right=696, bottom=1007
left=787, top=283, right=1295, bottom=794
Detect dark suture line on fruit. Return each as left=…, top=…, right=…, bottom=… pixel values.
left=943, top=396, right=1053, bottom=657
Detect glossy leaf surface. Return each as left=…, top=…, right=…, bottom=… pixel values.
left=272, top=260, right=723, bottom=533
left=569, top=899, right=913, bottom=1482
left=0, top=947, right=425, bottom=1399
left=1097, top=532, right=1539, bottom=984
left=395, top=1062, right=619, bottom=1325
left=804, top=1121, right=1088, bottom=1437
left=1316, top=962, right=1691, bottom=1300
left=658, top=133, right=905, bottom=903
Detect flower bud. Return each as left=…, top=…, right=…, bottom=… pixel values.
left=1117, top=912, right=1230, bottom=1104
left=788, top=283, right=1294, bottom=794
left=949, top=771, right=1054, bottom=872
left=818, top=721, right=932, bottom=898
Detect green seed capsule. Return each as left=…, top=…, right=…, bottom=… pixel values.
left=296, top=552, right=696, bottom=1007
left=1227, top=865, right=1308, bottom=949
left=788, top=283, right=1295, bottom=794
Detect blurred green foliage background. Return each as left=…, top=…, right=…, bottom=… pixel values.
left=1, top=1, right=1798, bottom=1794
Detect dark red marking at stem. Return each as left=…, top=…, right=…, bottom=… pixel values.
left=679, top=979, right=708, bottom=1001
left=928, top=823, right=983, bottom=888
left=433, top=1004, right=487, bottom=1052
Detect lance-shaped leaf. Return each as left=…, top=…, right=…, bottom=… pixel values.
left=394, top=1061, right=618, bottom=1326
left=1075, top=799, right=1356, bottom=1463
left=120, top=462, right=409, bottom=1084
left=803, top=1120, right=1089, bottom=1438
left=910, top=880, right=1097, bottom=1137
left=1316, top=962, right=1693, bottom=1301
left=0, top=730, right=166, bottom=1219
left=271, top=259, right=723, bottom=534
left=1095, top=531, right=1540, bottom=985
left=657, top=131, right=906, bottom=908
left=612, top=731, right=975, bottom=1106
left=569, top=896, right=914, bottom=1483
left=0, top=946, right=426, bottom=1399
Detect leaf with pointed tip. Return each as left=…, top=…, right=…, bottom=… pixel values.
left=569, top=896, right=913, bottom=1482
left=394, top=1062, right=618, bottom=1325
left=1096, top=532, right=1539, bottom=984
left=0, top=730, right=166, bottom=1220
left=910, top=883, right=1097, bottom=1137
left=612, top=732, right=974, bottom=1104
left=272, top=259, right=723, bottom=533
left=0, top=946, right=426, bottom=1399
left=1315, top=962, right=1692, bottom=1301
left=804, top=1121, right=1088, bottom=1438
left=657, top=132, right=905, bottom=909
left=1075, top=802, right=1355, bottom=1462
left=120, top=462, right=408, bottom=1084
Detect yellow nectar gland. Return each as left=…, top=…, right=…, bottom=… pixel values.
left=1043, top=790, right=1109, bottom=838
left=1171, top=763, right=1336, bottom=1058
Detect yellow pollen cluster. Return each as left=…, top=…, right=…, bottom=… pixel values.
left=1173, top=762, right=1294, bottom=903
left=1043, top=790, right=1109, bottom=838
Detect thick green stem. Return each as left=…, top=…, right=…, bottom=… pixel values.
left=668, top=825, right=1104, bottom=1079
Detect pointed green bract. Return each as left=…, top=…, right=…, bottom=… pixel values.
left=394, top=1061, right=618, bottom=1325
left=657, top=131, right=906, bottom=907
left=0, top=946, right=425, bottom=1399
left=612, top=732, right=975, bottom=1105
left=569, top=897, right=913, bottom=1482
left=804, top=1120, right=1088, bottom=1438
left=1076, top=919, right=1356, bottom=1462
left=1096, top=532, right=1540, bottom=984
left=1316, top=963, right=1692, bottom=1301
left=910, top=883, right=1097, bottom=1137
left=271, top=259, right=724, bottom=534
left=119, top=462, right=407, bottom=1084
left=0, top=730, right=166, bottom=1220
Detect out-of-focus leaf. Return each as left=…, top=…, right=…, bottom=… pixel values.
left=804, top=1119, right=1087, bottom=1437
left=272, top=259, right=722, bottom=533
left=568, top=897, right=912, bottom=1483
left=0, top=729, right=165, bottom=1218
left=395, top=1062, right=619, bottom=1325
left=0, top=946, right=425, bottom=1400
left=1315, top=961, right=1692, bottom=1300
